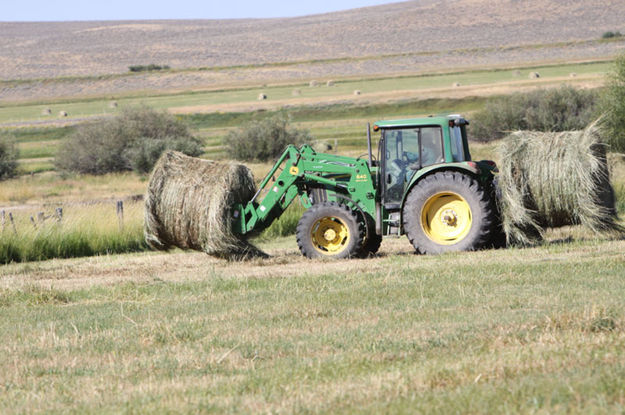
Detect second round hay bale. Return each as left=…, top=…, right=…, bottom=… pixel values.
left=498, top=121, right=619, bottom=245
left=144, top=151, right=266, bottom=260
left=529, top=72, right=540, bottom=79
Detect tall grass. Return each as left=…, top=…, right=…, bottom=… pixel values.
left=0, top=202, right=147, bottom=264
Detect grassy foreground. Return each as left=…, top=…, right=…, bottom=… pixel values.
left=0, top=239, right=624, bottom=413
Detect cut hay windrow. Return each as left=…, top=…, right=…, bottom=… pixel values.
left=498, top=121, right=619, bottom=245
left=144, top=151, right=266, bottom=260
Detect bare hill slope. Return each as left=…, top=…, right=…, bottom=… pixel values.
left=1, top=0, right=624, bottom=80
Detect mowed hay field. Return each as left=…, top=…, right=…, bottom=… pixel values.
left=1, top=237, right=625, bottom=413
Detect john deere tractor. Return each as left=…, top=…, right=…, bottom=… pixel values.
left=231, top=114, right=501, bottom=258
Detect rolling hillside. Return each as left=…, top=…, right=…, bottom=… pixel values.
left=1, top=0, right=625, bottom=80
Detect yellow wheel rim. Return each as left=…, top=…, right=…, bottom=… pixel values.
left=421, top=192, right=472, bottom=245
left=310, top=217, right=350, bottom=255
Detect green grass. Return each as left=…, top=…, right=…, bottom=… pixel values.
left=0, top=239, right=624, bottom=413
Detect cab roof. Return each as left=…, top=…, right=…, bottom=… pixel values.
left=373, top=115, right=462, bottom=129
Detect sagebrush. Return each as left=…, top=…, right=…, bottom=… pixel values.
left=223, top=114, right=311, bottom=161
left=470, top=86, right=599, bottom=141
left=600, top=53, right=625, bottom=152
left=0, top=131, right=19, bottom=180
left=55, top=107, right=203, bottom=175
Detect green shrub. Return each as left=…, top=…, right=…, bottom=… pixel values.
left=223, top=114, right=311, bottom=161
left=602, top=31, right=622, bottom=39
left=128, top=64, right=170, bottom=72
left=0, top=131, right=19, bottom=180
left=600, top=54, right=625, bottom=152
left=469, top=86, right=599, bottom=141
left=55, top=107, right=203, bottom=174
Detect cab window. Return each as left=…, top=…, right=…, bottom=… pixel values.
left=449, top=126, right=465, bottom=162
left=383, top=126, right=444, bottom=205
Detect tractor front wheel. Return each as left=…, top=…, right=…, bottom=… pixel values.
left=403, top=171, right=497, bottom=254
left=297, top=202, right=364, bottom=259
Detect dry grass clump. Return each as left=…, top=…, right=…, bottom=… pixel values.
left=144, top=151, right=265, bottom=260
left=498, top=121, right=620, bottom=245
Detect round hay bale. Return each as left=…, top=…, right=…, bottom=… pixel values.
left=144, top=151, right=266, bottom=260
left=292, top=89, right=301, bottom=96
left=41, top=108, right=51, bottom=115
left=109, top=101, right=118, bottom=108
left=452, top=82, right=461, bottom=87
left=326, top=80, right=334, bottom=87
left=59, top=111, right=68, bottom=117
left=309, top=80, right=318, bottom=87
left=497, top=121, right=620, bottom=245
left=258, top=93, right=267, bottom=101
left=529, top=72, right=540, bottom=79
left=353, top=90, right=361, bottom=96
left=569, top=72, right=577, bottom=78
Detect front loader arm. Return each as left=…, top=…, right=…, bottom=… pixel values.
left=232, top=145, right=375, bottom=235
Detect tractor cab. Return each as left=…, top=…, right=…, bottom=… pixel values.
left=373, top=115, right=472, bottom=210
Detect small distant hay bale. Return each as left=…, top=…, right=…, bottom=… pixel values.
left=41, top=108, right=51, bottom=115
left=309, top=80, right=318, bottom=87
left=513, top=70, right=522, bottom=77
left=452, top=82, right=461, bottom=87
left=529, top=72, right=540, bottom=79
left=312, top=140, right=333, bottom=153
left=353, top=90, right=361, bottom=95
left=569, top=72, right=578, bottom=78
left=144, top=151, right=266, bottom=260
left=109, top=101, right=118, bottom=108
left=326, top=80, right=334, bottom=87
left=498, top=121, right=620, bottom=245
left=258, top=93, right=267, bottom=100
left=59, top=111, right=68, bottom=117
left=292, top=89, right=301, bottom=96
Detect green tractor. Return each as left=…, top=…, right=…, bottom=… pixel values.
left=232, top=114, right=501, bottom=258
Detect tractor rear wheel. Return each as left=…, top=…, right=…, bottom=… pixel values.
left=403, top=171, right=497, bottom=254
left=297, top=202, right=364, bottom=259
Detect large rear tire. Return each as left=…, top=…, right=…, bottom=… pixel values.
left=297, top=202, right=364, bottom=259
left=403, top=171, right=497, bottom=254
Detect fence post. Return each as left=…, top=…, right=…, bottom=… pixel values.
left=334, top=138, right=338, bottom=153
left=37, top=212, right=45, bottom=224
left=116, top=200, right=124, bottom=229
left=56, top=207, right=63, bottom=223
left=1, top=210, right=4, bottom=233
left=8, top=212, right=17, bottom=235
left=30, top=216, right=37, bottom=229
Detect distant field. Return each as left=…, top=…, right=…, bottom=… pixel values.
left=0, top=61, right=610, bottom=125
